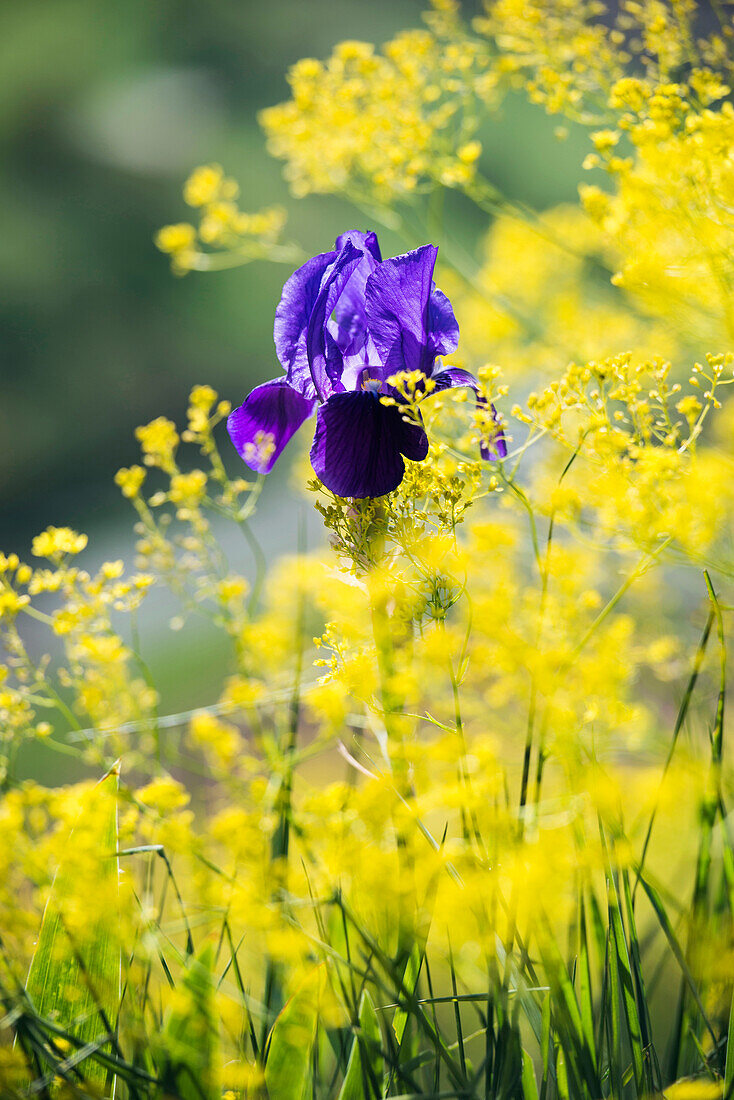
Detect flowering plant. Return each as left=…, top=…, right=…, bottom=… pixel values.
left=227, top=230, right=505, bottom=498
left=3, top=2, right=734, bottom=1099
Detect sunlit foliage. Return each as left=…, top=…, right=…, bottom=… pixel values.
left=3, top=1, right=734, bottom=1097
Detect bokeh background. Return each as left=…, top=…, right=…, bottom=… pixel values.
left=1, top=0, right=594, bottom=781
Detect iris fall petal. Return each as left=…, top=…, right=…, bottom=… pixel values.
left=227, top=378, right=316, bottom=474
left=310, top=390, right=428, bottom=498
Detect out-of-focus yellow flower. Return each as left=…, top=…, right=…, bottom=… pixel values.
left=32, top=527, right=88, bottom=560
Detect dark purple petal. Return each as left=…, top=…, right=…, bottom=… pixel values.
left=430, top=366, right=483, bottom=394
left=365, top=244, right=438, bottom=376
left=227, top=378, right=316, bottom=474
left=335, top=230, right=382, bottom=262
left=274, top=251, right=337, bottom=400
left=431, top=368, right=507, bottom=460
left=310, top=391, right=428, bottom=498
left=323, top=329, right=347, bottom=394
left=307, top=241, right=363, bottom=400
left=427, top=287, right=459, bottom=360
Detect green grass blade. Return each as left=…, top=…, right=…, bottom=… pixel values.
left=25, top=764, right=120, bottom=1092
left=635, top=868, right=717, bottom=1050
left=607, top=870, right=645, bottom=1095
left=634, top=607, right=714, bottom=898
left=621, top=869, right=658, bottom=1091
left=725, top=989, right=734, bottom=1096
left=265, top=963, right=325, bottom=1100
left=521, top=1048, right=539, bottom=1100
left=155, top=943, right=219, bottom=1100
left=539, top=993, right=552, bottom=1100
left=338, top=989, right=383, bottom=1100
left=605, top=920, right=624, bottom=1100
left=392, top=942, right=422, bottom=1049
left=577, top=892, right=596, bottom=1072
left=538, top=920, right=598, bottom=1098
left=556, top=1047, right=570, bottom=1100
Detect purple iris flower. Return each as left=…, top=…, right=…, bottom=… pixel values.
left=227, top=230, right=506, bottom=499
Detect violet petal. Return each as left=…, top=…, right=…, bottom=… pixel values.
left=274, top=251, right=336, bottom=401
left=227, top=378, right=316, bottom=474
left=335, top=229, right=382, bottom=263
left=427, top=286, right=460, bottom=360
left=332, top=234, right=382, bottom=357
left=365, top=244, right=438, bottom=376
left=310, top=390, right=429, bottom=498
left=306, top=241, right=363, bottom=400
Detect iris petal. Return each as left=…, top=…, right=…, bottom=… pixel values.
left=335, top=229, right=382, bottom=263
left=310, top=390, right=428, bottom=498
left=306, top=241, right=363, bottom=400
left=365, top=244, right=438, bottom=376
left=332, top=235, right=382, bottom=357
left=274, top=251, right=336, bottom=400
left=428, top=287, right=460, bottom=359
left=227, top=378, right=316, bottom=474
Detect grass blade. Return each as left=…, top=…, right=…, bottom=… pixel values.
left=338, top=989, right=383, bottom=1100
left=265, top=963, right=325, bottom=1100
left=154, top=943, right=219, bottom=1100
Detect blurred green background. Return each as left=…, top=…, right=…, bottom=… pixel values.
left=0, top=0, right=590, bottom=555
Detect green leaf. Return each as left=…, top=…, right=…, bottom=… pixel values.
left=265, top=963, right=325, bottom=1100
left=24, top=764, right=120, bottom=1091
left=577, top=893, right=596, bottom=1071
left=726, top=989, right=734, bottom=1095
left=521, top=1048, right=539, bottom=1100
left=621, top=869, right=657, bottom=1092
left=156, top=943, right=219, bottom=1100
left=556, top=1047, right=570, bottom=1100
left=338, top=990, right=383, bottom=1100
left=607, top=871, right=645, bottom=1095
left=636, top=868, right=717, bottom=1051
left=392, top=942, right=422, bottom=1048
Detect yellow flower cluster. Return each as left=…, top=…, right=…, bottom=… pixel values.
left=519, top=351, right=734, bottom=554
left=0, top=543, right=156, bottom=772
left=31, top=526, right=88, bottom=561
left=582, top=88, right=734, bottom=346
left=475, top=0, right=626, bottom=121
left=156, top=163, right=291, bottom=274
left=0, top=371, right=730, bottom=1090
left=260, top=29, right=494, bottom=202
left=442, top=205, right=679, bottom=385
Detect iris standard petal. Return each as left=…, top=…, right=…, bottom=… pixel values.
left=310, top=390, right=429, bottom=498
left=365, top=244, right=438, bottom=376
left=431, top=367, right=507, bottom=459
left=306, top=241, right=363, bottom=399
left=427, top=286, right=460, bottom=360
left=335, top=229, right=382, bottom=263
left=332, top=232, right=382, bottom=356
left=227, top=378, right=316, bottom=474
left=274, top=250, right=336, bottom=400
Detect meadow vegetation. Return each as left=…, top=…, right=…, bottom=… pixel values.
left=2, top=1, right=734, bottom=1096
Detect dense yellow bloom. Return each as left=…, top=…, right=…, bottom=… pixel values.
left=114, top=463, right=146, bottom=499
left=32, top=526, right=88, bottom=560
left=135, top=415, right=179, bottom=472
left=260, top=28, right=494, bottom=202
